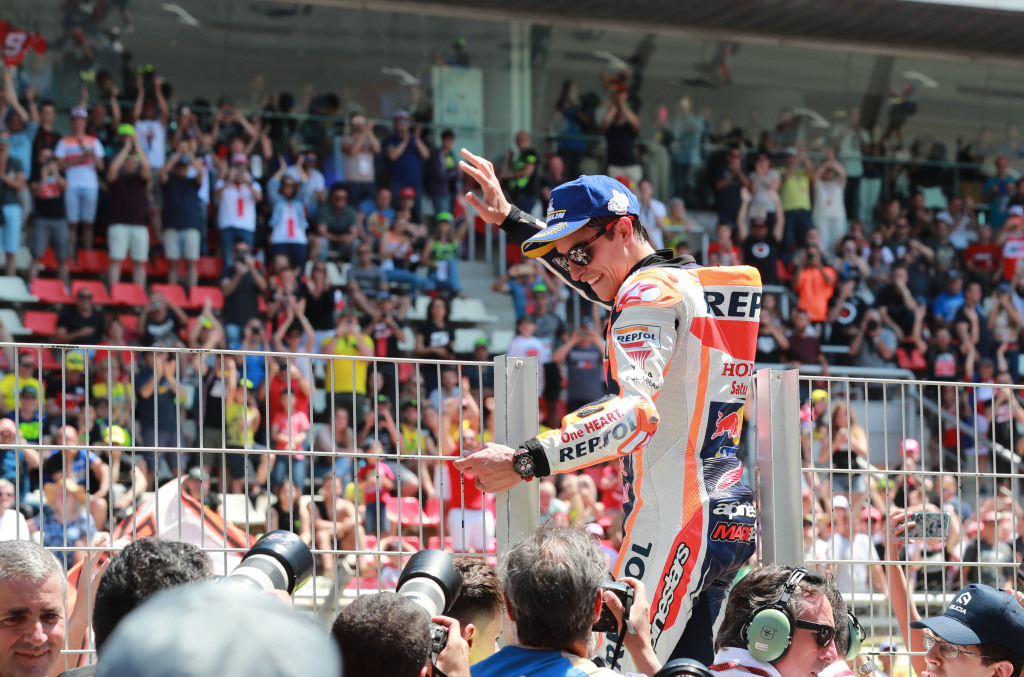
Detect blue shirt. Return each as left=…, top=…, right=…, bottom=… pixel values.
left=472, top=646, right=611, bottom=677
left=983, top=176, right=1015, bottom=227
left=10, top=122, right=38, bottom=178
left=383, top=134, right=424, bottom=189
left=932, top=291, right=964, bottom=323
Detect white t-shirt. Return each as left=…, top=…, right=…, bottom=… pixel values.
left=828, top=531, right=879, bottom=595
left=0, top=508, right=31, bottom=541
left=135, top=119, right=167, bottom=169
left=639, top=199, right=667, bottom=249
left=749, top=168, right=781, bottom=215
left=341, top=134, right=376, bottom=183
left=813, top=179, right=846, bottom=221
left=216, top=180, right=262, bottom=231
left=55, top=135, right=104, bottom=190
left=507, top=334, right=548, bottom=391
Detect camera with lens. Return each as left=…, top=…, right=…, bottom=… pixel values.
left=225, top=530, right=314, bottom=594
left=396, top=549, right=464, bottom=664
left=866, top=319, right=879, bottom=332
left=593, top=580, right=633, bottom=632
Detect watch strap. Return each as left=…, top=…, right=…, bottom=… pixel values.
left=521, top=438, right=550, bottom=478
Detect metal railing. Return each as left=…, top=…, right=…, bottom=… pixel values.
left=0, top=342, right=538, bottom=669
left=755, top=367, right=1024, bottom=671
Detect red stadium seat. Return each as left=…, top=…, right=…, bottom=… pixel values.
left=151, top=283, right=190, bottom=309
left=23, top=311, right=58, bottom=337
left=117, top=313, right=139, bottom=337
left=396, top=497, right=426, bottom=528
left=344, top=577, right=382, bottom=591
left=37, top=348, right=61, bottom=371
left=30, top=278, right=72, bottom=305
left=110, top=282, right=149, bottom=307
left=69, top=280, right=110, bottom=305
left=76, top=250, right=109, bottom=275
left=189, top=285, right=224, bottom=311
left=146, top=255, right=171, bottom=279
left=196, top=257, right=223, bottom=280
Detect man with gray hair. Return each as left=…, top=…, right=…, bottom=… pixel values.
left=471, top=523, right=660, bottom=677
left=0, top=540, right=67, bottom=677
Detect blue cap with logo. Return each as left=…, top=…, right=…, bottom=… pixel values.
left=910, top=584, right=1024, bottom=653
left=522, top=175, right=639, bottom=258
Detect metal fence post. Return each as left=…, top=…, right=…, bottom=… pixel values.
left=493, top=355, right=540, bottom=556
left=755, top=368, right=804, bottom=566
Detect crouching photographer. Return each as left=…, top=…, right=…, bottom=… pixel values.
left=472, top=523, right=662, bottom=677
left=332, top=549, right=472, bottom=677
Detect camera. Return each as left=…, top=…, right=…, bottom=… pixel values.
left=866, top=319, right=879, bottom=332
left=593, top=580, right=633, bottom=632
left=225, top=530, right=314, bottom=594
left=396, top=549, right=464, bottom=664
left=654, top=659, right=713, bottom=677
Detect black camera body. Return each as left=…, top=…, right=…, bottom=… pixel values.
left=593, top=580, right=633, bottom=633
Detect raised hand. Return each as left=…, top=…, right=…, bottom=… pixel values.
left=459, top=148, right=512, bottom=225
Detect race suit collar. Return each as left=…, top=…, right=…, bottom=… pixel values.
left=708, top=646, right=785, bottom=677
left=626, top=248, right=695, bottom=278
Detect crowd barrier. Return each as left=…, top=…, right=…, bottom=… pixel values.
left=753, top=368, right=1024, bottom=675
left=0, top=342, right=539, bottom=668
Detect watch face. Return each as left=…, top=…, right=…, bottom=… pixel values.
left=514, top=453, right=535, bottom=477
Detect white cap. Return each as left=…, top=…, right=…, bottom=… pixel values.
left=831, top=495, right=850, bottom=510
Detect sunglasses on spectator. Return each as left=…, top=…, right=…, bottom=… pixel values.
left=923, top=633, right=998, bottom=661
left=794, top=620, right=836, bottom=648
left=552, top=221, right=615, bottom=272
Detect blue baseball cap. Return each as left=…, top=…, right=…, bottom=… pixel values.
left=522, top=175, right=639, bottom=258
left=910, top=584, right=1024, bottom=653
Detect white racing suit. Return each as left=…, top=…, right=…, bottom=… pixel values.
left=501, top=206, right=761, bottom=669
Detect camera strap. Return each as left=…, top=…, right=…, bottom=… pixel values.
left=607, top=617, right=629, bottom=671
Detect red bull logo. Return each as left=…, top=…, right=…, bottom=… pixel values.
left=711, top=410, right=741, bottom=441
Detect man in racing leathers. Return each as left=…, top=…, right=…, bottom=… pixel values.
left=455, top=149, right=761, bottom=671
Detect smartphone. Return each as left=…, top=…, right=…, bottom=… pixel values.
left=906, top=512, right=950, bottom=540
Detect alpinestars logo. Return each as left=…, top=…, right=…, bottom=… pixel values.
left=650, top=542, right=690, bottom=647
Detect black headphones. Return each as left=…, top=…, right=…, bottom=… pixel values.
left=744, top=567, right=864, bottom=663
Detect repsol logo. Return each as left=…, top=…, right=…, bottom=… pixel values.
left=651, top=542, right=691, bottom=647
left=704, top=290, right=761, bottom=318
left=712, top=501, right=757, bottom=520
left=558, top=419, right=637, bottom=463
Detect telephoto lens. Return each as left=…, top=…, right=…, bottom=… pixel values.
left=226, top=530, right=315, bottom=594
left=396, top=549, right=464, bottom=617
left=654, top=658, right=713, bottom=677
left=397, top=549, right=464, bottom=664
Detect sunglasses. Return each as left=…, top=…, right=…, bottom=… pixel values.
left=552, top=222, right=614, bottom=272
left=923, top=633, right=998, bottom=661
left=794, top=619, right=836, bottom=648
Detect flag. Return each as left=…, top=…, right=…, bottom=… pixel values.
left=0, top=21, right=47, bottom=67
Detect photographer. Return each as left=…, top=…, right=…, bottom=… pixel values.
left=219, top=241, right=268, bottom=347
left=214, top=154, right=263, bottom=269
left=332, top=592, right=471, bottom=677
left=848, top=307, right=898, bottom=370
left=472, top=523, right=660, bottom=677
left=709, top=564, right=847, bottom=677
left=105, top=127, right=152, bottom=289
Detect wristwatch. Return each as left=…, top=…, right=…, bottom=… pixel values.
left=512, top=448, right=536, bottom=482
